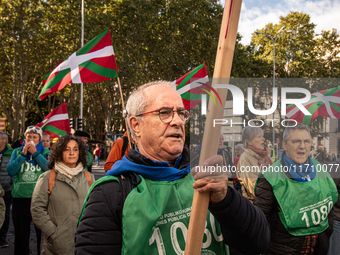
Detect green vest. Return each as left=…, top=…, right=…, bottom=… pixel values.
left=80, top=174, right=227, bottom=255
left=86, top=150, right=93, bottom=168
left=12, top=148, right=49, bottom=198
left=256, top=159, right=338, bottom=236
left=3, top=143, right=13, bottom=158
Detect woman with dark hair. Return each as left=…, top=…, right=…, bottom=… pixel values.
left=31, top=135, right=94, bottom=255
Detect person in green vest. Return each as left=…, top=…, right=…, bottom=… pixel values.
left=75, top=81, right=270, bottom=255
left=7, top=126, right=49, bottom=255
left=74, top=130, right=93, bottom=172
left=254, top=124, right=338, bottom=254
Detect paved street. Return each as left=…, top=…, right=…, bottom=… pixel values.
left=0, top=162, right=106, bottom=255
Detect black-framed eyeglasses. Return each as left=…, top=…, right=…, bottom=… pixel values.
left=136, top=107, right=190, bottom=124
left=287, top=139, right=312, bottom=146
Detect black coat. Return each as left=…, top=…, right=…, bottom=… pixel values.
left=328, top=160, right=340, bottom=221
left=75, top=148, right=270, bottom=255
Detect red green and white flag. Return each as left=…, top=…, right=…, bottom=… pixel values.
left=38, top=28, right=118, bottom=101
left=35, top=102, right=71, bottom=138
left=0, top=118, right=6, bottom=132
left=174, top=62, right=221, bottom=110
left=286, top=87, right=340, bottom=125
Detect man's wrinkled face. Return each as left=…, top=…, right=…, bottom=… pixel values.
left=134, top=86, right=185, bottom=165
left=79, top=136, right=88, bottom=146
left=42, top=136, right=50, bottom=149
left=235, top=147, right=243, bottom=156
left=283, top=129, right=311, bottom=165
left=0, top=136, right=7, bottom=149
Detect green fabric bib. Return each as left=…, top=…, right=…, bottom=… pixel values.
left=86, top=150, right=93, bottom=167
left=256, top=159, right=338, bottom=236
left=121, top=174, right=225, bottom=255
left=11, top=148, right=49, bottom=198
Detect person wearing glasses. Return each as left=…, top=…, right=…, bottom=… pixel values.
left=75, top=81, right=270, bottom=255
left=254, top=124, right=337, bottom=254
left=7, top=126, right=49, bottom=255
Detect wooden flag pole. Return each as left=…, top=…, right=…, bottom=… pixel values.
left=117, top=77, right=133, bottom=148
left=184, top=1, right=242, bottom=254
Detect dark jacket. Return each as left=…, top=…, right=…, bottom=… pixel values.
left=75, top=148, right=270, bottom=255
left=328, top=160, right=340, bottom=222
left=254, top=176, right=333, bottom=255
left=333, top=178, right=340, bottom=221
left=0, top=144, right=13, bottom=192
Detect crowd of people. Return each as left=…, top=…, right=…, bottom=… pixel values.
left=0, top=80, right=338, bottom=255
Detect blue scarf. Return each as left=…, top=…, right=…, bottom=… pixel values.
left=106, top=153, right=191, bottom=181
left=217, top=148, right=226, bottom=154
left=282, top=154, right=316, bottom=182
left=21, top=141, right=45, bottom=166
left=0, top=146, right=7, bottom=156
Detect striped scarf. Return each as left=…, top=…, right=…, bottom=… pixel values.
left=246, top=145, right=273, bottom=170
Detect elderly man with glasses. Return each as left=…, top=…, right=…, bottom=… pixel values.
left=75, top=81, right=270, bottom=255
left=254, top=124, right=337, bottom=255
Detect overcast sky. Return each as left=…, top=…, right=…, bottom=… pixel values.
left=220, top=0, right=340, bottom=45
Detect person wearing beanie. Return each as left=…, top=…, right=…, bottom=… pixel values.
left=7, top=126, right=49, bottom=255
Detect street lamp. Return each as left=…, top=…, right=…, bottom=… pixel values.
left=256, top=26, right=293, bottom=148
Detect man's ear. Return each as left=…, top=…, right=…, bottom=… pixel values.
left=282, top=141, right=287, bottom=151
left=129, top=117, right=141, bottom=139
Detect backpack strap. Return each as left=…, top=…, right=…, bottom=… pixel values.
left=48, top=170, right=93, bottom=197
left=84, top=171, right=93, bottom=187
left=121, top=136, right=129, bottom=157
left=48, top=170, right=56, bottom=197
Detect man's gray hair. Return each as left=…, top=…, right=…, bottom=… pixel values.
left=283, top=123, right=311, bottom=141
left=235, top=143, right=244, bottom=150
left=125, top=80, right=176, bottom=140
left=0, top=131, right=8, bottom=140
left=242, top=126, right=264, bottom=147
left=42, top=133, right=50, bottom=138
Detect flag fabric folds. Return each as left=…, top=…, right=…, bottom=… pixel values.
left=174, top=62, right=221, bottom=110
left=38, top=28, right=118, bottom=101
left=0, top=118, right=6, bottom=132
left=36, top=102, right=71, bottom=138
left=286, top=86, right=340, bottom=125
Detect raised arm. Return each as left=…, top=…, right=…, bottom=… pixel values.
left=209, top=186, right=270, bottom=254
left=7, top=148, right=25, bottom=176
